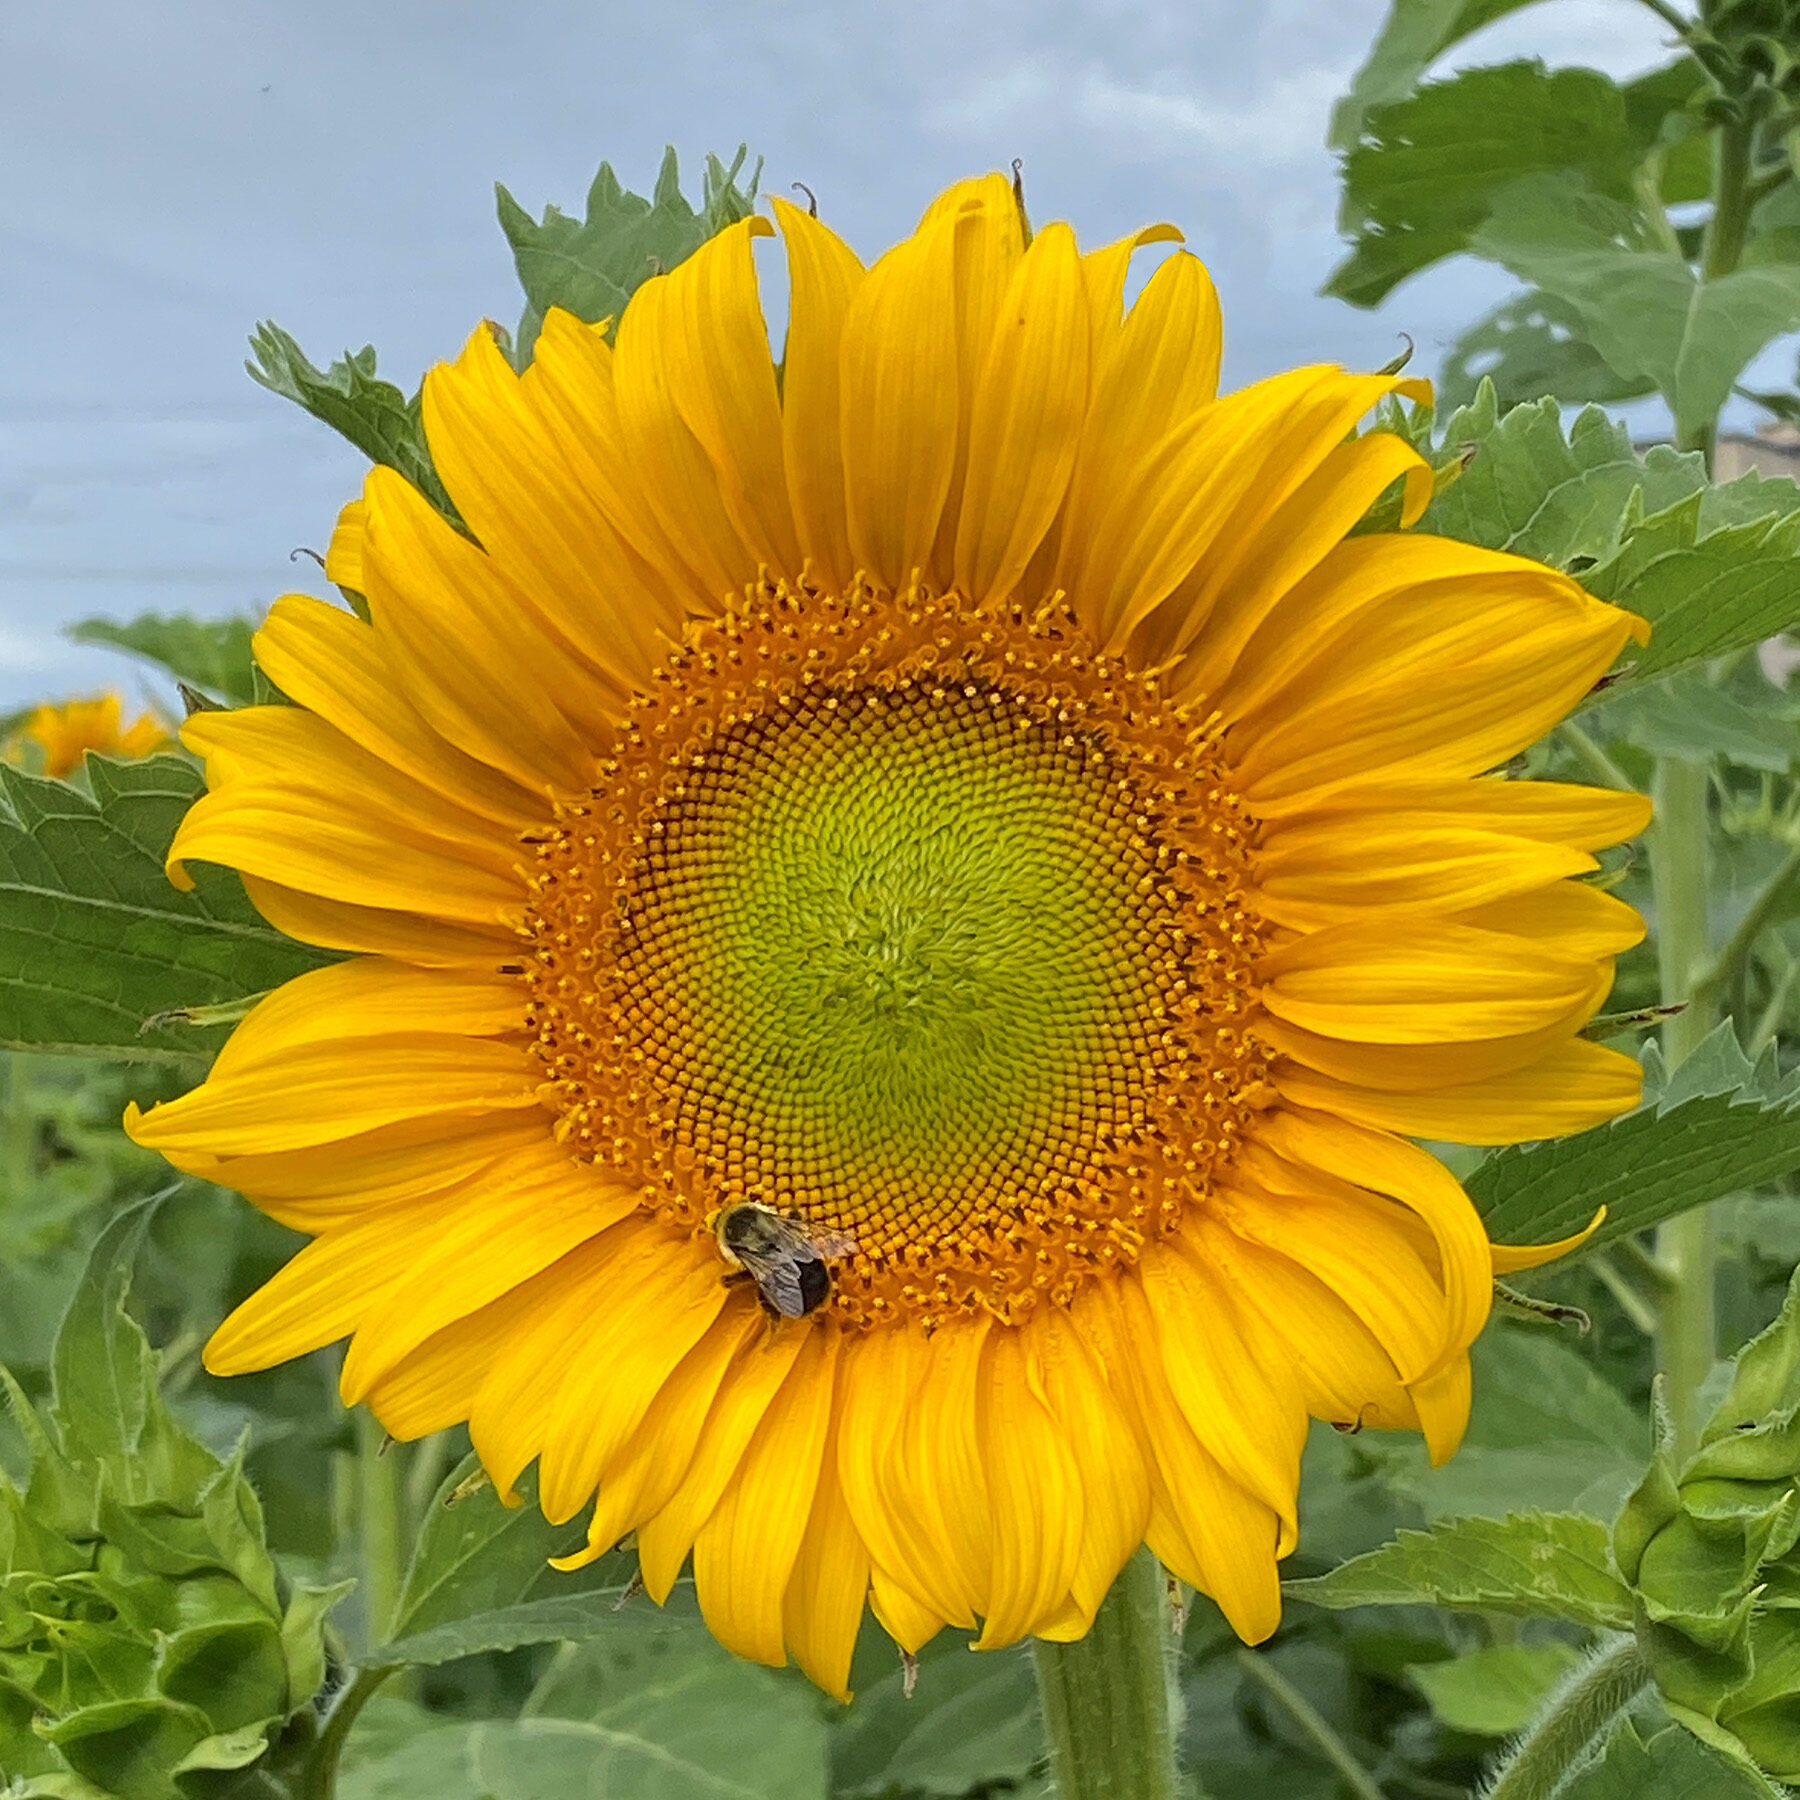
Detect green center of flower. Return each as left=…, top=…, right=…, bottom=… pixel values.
left=615, top=676, right=1175, bottom=1234
left=520, top=582, right=1267, bottom=1327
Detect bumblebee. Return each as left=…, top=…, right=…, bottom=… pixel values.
left=713, top=1201, right=855, bottom=1319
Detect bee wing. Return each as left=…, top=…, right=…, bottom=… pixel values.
left=810, top=1230, right=857, bottom=1259
left=758, top=1259, right=811, bottom=1318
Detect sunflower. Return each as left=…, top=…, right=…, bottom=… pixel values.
left=127, top=174, right=1651, bottom=1697
left=8, top=693, right=167, bottom=778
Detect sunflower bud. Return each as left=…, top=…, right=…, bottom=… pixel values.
left=0, top=1212, right=346, bottom=1798
left=1615, top=1268, right=1800, bottom=1783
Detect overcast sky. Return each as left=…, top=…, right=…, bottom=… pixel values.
left=1, top=0, right=1684, bottom=713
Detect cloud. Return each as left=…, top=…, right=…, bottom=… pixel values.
left=921, top=55, right=1356, bottom=170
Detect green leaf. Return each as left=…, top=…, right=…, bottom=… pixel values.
left=0, top=753, right=334, bottom=1069
left=1328, top=0, right=1554, bottom=147
left=524, top=1633, right=828, bottom=1800
left=342, top=1634, right=830, bottom=1800
left=1471, top=1023, right=1800, bottom=1256
left=372, top=1577, right=699, bottom=1670
left=1328, top=64, right=1644, bottom=307
left=1438, top=288, right=1655, bottom=415
left=1383, top=1328, right=1646, bottom=1523
left=66, top=616, right=258, bottom=709
left=1406, top=1641, right=1580, bottom=1735
left=380, top=1455, right=584, bottom=1650
left=1595, top=676, right=1800, bottom=771
left=829, top=1631, right=1040, bottom=1799
left=1561, top=1716, right=1780, bottom=1800
left=1472, top=173, right=1800, bottom=440
left=47, top=1197, right=215, bottom=1512
left=1415, top=381, right=1708, bottom=567
left=1581, top=488, right=1800, bottom=687
left=498, top=145, right=762, bottom=364
left=246, top=324, right=457, bottom=522
left=1283, top=1511, right=1634, bottom=1630
left=37, top=1697, right=214, bottom=1800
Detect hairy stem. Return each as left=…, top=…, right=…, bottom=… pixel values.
left=1482, top=1638, right=1649, bottom=1800
left=1034, top=1551, right=1179, bottom=1800
left=295, top=1665, right=395, bottom=1800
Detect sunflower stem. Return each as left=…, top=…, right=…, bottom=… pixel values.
left=1650, top=756, right=1717, bottom=1457
left=356, top=1409, right=406, bottom=1654
left=295, top=1664, right=395, bottom=1800
left=1033, top=1550, right=1180, bottom=1800
left=1481, top=1636, right=1649, bottom=1800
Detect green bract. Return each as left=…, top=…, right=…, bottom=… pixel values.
left=1616, top=1266, right=1800, bottom=1786
left=0, top=1204, right=346, bottom=1799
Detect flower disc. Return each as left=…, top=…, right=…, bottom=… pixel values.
left=525, top=583, right=1266, bottom=1325
left=129, top=174, right=1656, bottom=1695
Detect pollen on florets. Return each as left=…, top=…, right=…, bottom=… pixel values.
left=518, top=577, right=1269, bottom=1329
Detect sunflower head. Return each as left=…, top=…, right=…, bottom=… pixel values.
left=129, top=173, right=1650, bottom=1697
left=7, top=693, right=168, bottom=778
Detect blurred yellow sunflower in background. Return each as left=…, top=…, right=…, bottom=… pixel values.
left=6, top=693, right=168, bottom=778
left=128, top=174, right=1651, bottom=1697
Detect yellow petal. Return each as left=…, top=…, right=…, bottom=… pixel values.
left=240, top=872, right=514, bottom=965
left=253, top=595, right=540, bottom=831
left=1080, top=223, right=1186, bottom=371
left=692, top=1326, right=840, bottom=1667
left=1275, top=1041, right=1643, bottom=1146
left=1259, top=919, right=1603, bottom=1044
left=204, top=1171, right=519, bottom=1375
left=953, top=222, right=1090, bottom=604
left=358, top=466, right=599, bottom=792
left=838, top=211, right=961, bottom=592
left=1036, top=1305, right=1150, bottom=1622
left=528, top=307, right=723, bottom=620
left=1409, top=1353, right=1472, bottom=1465
left=169, top=782, right=520, bottom=926
left=892, top=1314, right=994, bottom=1625
left=1254, top=967, right=1612, bottom=1089
left=636, top=1326, right=811, bottom=1603
left=1251, top=816, right=1596, bottom=933
left=424, top=323, right=685, bottom=693
left=339, top=1148, right=641, bottom=1407
left=207, top=958, right=520, bottom=1079
left=1136, top=1240, right=1306, bottom=1547
left=869, top=1565, right=945, bottom=1656
left=1166, top=430, right=1432, bottom=683
left=771, top=196, right=865, bottom=591
left=561, top=1304, right=764, bottom=1569
left=324, top=496, right=366, bottom=591
left=1083, top=1278, right=1283, bottom=1642
left=532, top=1229, right=731, bottom=1523
left=1273, top=775, right=1653, bottom=854
left=1217, top=1157, right=1449, bottom=1384
left=835, top=1326, right=974, bottom=1628
left=920, top=173, right=1027, bottom=584
left=652, top=217, right=802, bottom=577
left=1222, top=537, right=1644, bottom=809
left=611, top=272, right=766, bottom=604
left=1453, top=882, right=1646, bottom=958
left=1491, top=1207, right=1606, bottom=1274
left=974, top=1325, right=1085, bottom=1648
left=1059, top=248, right=1221, bottom=631
left=466, top=1230, right=636, bottom=1500
left=1259, top=1105, right=1494, bottom=1370
left=1189, top=1214, right=1420, bottom=1433
left=129, top=1037, right=537, bottom=1158
left=363, top=1281, right=540, bottom=1441
left=782, top=1393, right=871, bottom=1700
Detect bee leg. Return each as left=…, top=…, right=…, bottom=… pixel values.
left=612, top=1567, right=647, bottom=1611
left=901, top=1649, right=920, bottom=1700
